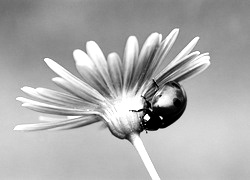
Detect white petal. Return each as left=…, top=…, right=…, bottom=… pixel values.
left=14, top=115, right=101, bottom=131
left=73, top=49, right=94, bottom=69
left=73, top=49, right=111, bottom=96
left=39, top=115, right=70, bottom=122
left=156, top=53, right=210, bottom=84
left=21, top=86, right=87, bottom=108
left=44, top=58, right=105, bottom=103
left=132, top=33, right=161, bottom=89
left=86, top=41, right=116, bottom=96
left=21, top=86, right=62, bottom=106
left=52, top=77, right=105, bottom=105
left=38, top=115, right=81, bottom=122
left=21, top=86, right=44, bottom=100
left=144, top=52, right=209, bottom=99
left=122, top=36, right=139, bottom=92
left=169, top=37, right=199, bottom=66
left=156, top=51, right=201, bottom=84
left=107, top=52, right=123, bottom=95
left=173, top=55, right=210, bottom=82
left=151, top=29, right=179, bottom=77
left=17, top=97, right=100, bottom=116
left=36, top=87, right=93, bottom=107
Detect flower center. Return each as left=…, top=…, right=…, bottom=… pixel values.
left=103, top=93, right=144, bottom=139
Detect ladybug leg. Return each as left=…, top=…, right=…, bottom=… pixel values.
left=130, top=108, right=147, bottom=113
left=152, top=79, right=159, bottom=93
left=141, top=95, right=151, bottom=108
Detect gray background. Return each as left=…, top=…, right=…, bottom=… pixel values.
left=1, top=0, right=250, bottom=179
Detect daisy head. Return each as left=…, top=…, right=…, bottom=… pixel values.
left=15, top=29, right=210, bottom=140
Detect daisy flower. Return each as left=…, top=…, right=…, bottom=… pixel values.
left=15, top=29, right=210, bottom=180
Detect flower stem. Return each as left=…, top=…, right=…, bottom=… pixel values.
left=128, top=133, right=161, bottom=180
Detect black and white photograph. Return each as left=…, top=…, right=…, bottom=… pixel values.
left=1, top=0, right=249, bottom=179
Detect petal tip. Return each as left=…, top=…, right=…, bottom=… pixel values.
left=86, top=41, right=97, bottom=48
left=194, top=36, right=200, bottom=42
left=51, top=77, right=60, bottom=82
left=73, top=49, right=81, bottom=55
left=172, top=28, right=180, bottom=34
left=21, top=103, right=29, bottom=107
left=13, top=125, right=22, bottom=131
left=16, top=97, right=24, bottom=102
left=14, top=125, right=31, bottom=131
left=73, top=49, right=82, bottom=62
left=127, top=35, right=138, bottom=42
left=21, top=86, right=34, bottom=93
left=44, top=58, right=55, bottom=68
left=21, top=86, right=28, bottom=91
left=44, top=58, right=51, bottom=63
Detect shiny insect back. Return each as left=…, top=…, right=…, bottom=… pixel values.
left=133, top=81, right=187, bottom=131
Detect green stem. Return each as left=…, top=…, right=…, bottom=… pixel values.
left=128, top=133, right=161, bottom=180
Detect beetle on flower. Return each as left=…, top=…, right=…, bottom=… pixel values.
left=15, top=29, right=210, bottom=180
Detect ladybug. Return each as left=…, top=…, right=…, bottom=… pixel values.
left=132, top=80, right=187, bottom=131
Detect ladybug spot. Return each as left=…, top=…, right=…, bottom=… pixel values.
left=143, top=114, right=150, bottom=121
left=173, top=98, right=181, bottom=107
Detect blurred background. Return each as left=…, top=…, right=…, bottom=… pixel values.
left=1, top=0, right=250, bottom=179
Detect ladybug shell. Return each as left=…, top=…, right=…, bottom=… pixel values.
left=151, top=81, right=187, bottom=128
